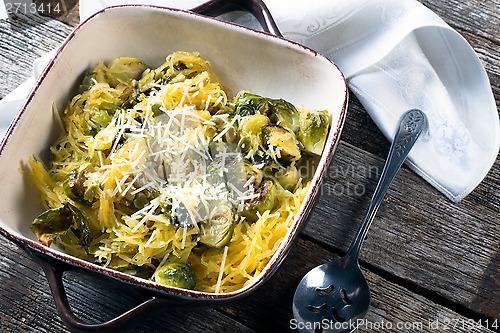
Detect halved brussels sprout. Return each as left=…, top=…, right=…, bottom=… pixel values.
left=198, top=201, right=236, bottom=249
left=222, top=157, right=264, bottom=191
left=275, top=165, right=300, bottom=191
left=234, top=92, right=299, bottom=133
left=241, top=180, right=278, bottom=222
left=267, top=99, right=300, bottom=133
left=63, top=167, right=98, bottom=205
left=106, top=57, right=148, bottom=88
left=154, top=262, right=197, bottom=290
left=243, top=162, right=264, bottom=188
left=30, top=203, right=93, bottom=249
left=297, top=109, right=329, bottom=156
left=239, top=114, right=270, bottom=136
left=262, top=125, right=301, bottom=163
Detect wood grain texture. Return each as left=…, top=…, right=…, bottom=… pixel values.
left=0, top=12, right=72, bottom=98
left=303, top=141, right=500, bottom=319
left=219, top=239, right=497, bottom=333
left=0, top=0, right=499, bottom=332
left=1, top=238, right=495, bottom=333
left=419, top=0, right=500, bottom=42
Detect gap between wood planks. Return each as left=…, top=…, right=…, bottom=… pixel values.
left=299, top=232, right=500, bottom=333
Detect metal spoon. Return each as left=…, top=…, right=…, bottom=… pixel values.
left=292, top=109, right=427, bottom=333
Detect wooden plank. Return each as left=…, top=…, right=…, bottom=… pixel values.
left=419, top=0, right=500, bottom=42
left=0, top=13, right=72, bottom=99
left=218, top=239, right=496, bottom=332
left=1, top=237, right=495, bottom=333
left=0, top=241, right=255, bottom=333
left=302, top=140, right=500, bottom=320
left=0, top=3, right=498, bottom=332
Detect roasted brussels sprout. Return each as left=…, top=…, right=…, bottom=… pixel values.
left=154, top=262, right=197, bottom=289
left=223, top=158, right=264, bottom=190
left=63, top=167, right=98, bottom=205
left=262, top=125, right=301, bottom=163
left=239, top=114, right=269, bottom=136
left=234, top=92, right=299, bottom=133
left=275, top=165, right=300, bottom=191
left=91, top=108, right=112, bottom=131
left=30, top=203, right=93, bottom=249
left=243, top=162, right=264, bottom=188
left=199, top=201, right=236, bottom=249
left=241, top=180, right=278, bottom=222
left=106, top=57, right=148, bottom=87
left=267, top=99, right=300, bottom=133
left=297, top=109, right=329, bottom=156
left=234, top=92, right=270, bottom=116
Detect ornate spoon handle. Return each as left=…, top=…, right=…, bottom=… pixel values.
left=347, top=109, right=427, bottom=259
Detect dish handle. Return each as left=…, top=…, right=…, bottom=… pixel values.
left=15, top=2, right=282, bottom=331
left=26, top=246, right=194, bottom=333
left=190, top=0, right=283, bottom=37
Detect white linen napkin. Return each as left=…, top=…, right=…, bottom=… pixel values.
left=1, top=0, right=498, bottom=202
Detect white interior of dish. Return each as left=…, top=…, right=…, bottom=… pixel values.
left=0, top=6, right=346, bottom=261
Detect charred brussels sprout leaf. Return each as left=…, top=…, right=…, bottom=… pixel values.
left=78, top=70, right=96, bottom=93
left=106, top=57, right=148, bottom=87
left=262, top=125, right=301, bottom=163
left=63, top=168, right=98, bottom=205
left=30, top=203, right=93, bottom=250
left=241, top=180, right=278, bottom=222
left=154, top=262, right=197, bottom=289
left=66, top=203, right=93, bottom=250
left=107, top=256, right=151, bottom=278
left=198, top=202, right=236, bottom=249
left=297, top=109, right=330, bottom=156
left=30, top=206, right=73, bottom=247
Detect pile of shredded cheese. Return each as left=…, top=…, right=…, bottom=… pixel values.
left=28, top=51, right=312, bottom=293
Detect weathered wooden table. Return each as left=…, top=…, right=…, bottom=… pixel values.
left=0, top=1, right=499, bottom=332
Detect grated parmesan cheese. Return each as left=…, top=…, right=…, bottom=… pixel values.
left=27, top=51, right=319, bottom=295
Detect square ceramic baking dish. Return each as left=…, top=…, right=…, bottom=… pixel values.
left=0, top=1, right=347, bottom=331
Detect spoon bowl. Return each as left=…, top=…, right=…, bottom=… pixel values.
left=293, top=255, right=370, bottom=331
left=292, top=109, right=427, bottom=333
